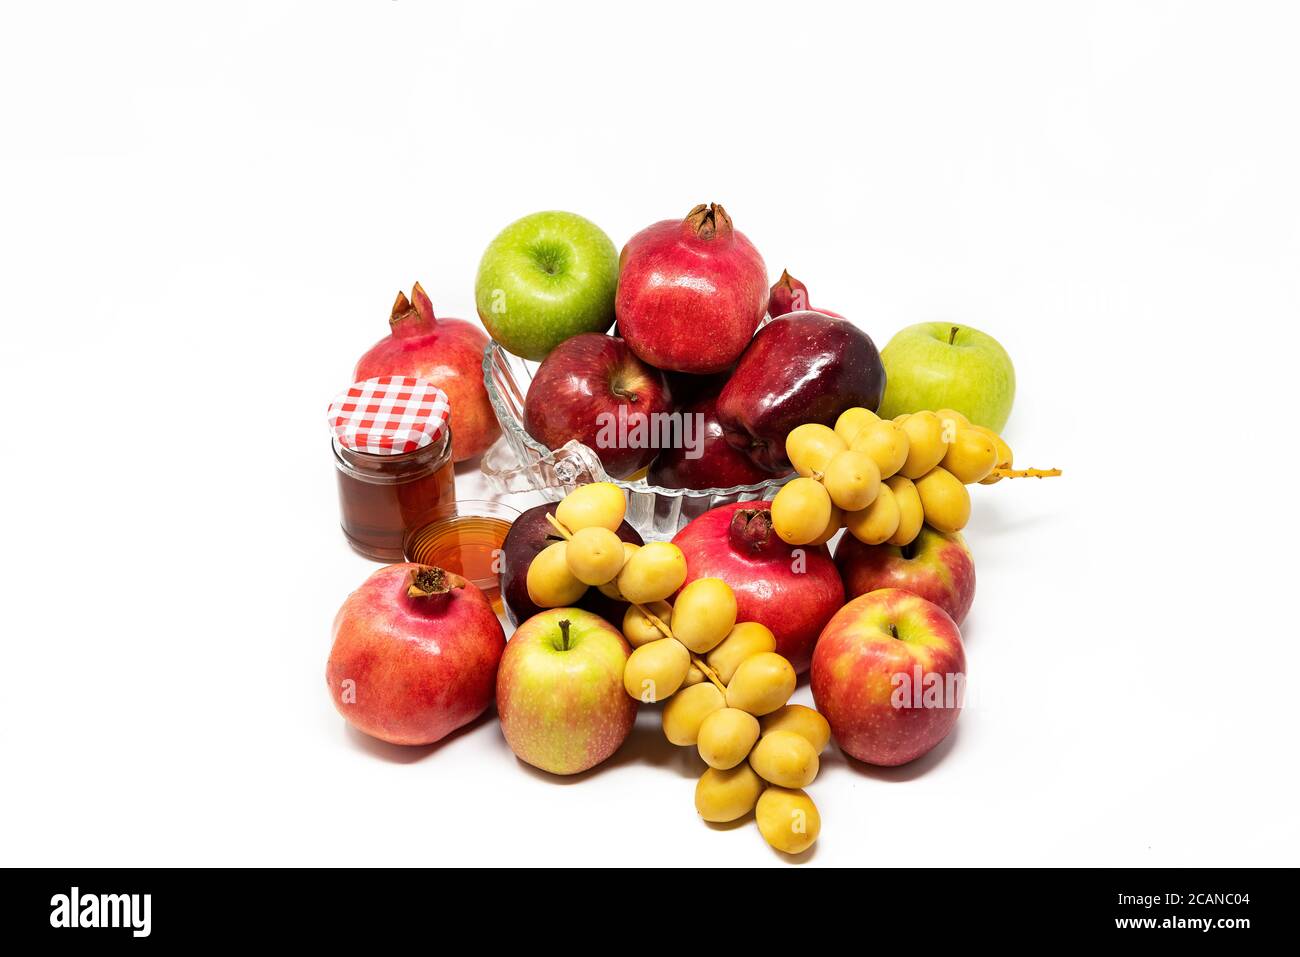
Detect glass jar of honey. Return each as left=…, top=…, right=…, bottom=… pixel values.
left=327, top=376, right=456, bottom=561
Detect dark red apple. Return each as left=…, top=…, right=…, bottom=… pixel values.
left=616, top=203, right=768, bottom=374
left=835, top=526, right=975, bottom=625
left=672, top=502, right=843, bottom=673
left=499, top=503, right=643, bottom=627
left=326, top=564, right=506, bottom=746
left=649, top=395, right=780, bottom=490
left=524, top=333, right=671, bottom=479
left=716, top=311, right=886, bottom=473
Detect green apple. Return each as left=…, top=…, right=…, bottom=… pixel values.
left=878, top=322, right=1015, bottom=432
left=495, top=608, right=636, bottom=775
left=474, top=211, right=619, bottom=361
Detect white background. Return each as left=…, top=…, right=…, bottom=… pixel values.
left=2, top=0, right=1297, bottom=867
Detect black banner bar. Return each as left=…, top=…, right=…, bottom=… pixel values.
left=3, top=867, right=1285, bottom=944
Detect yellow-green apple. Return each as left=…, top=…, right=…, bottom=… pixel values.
left=811, top=588, right=965, bottom=766
left=834, top=526, right=975, bottom=624
left=474, top=211, right=619, bottom=361
left=326, top=565, right=506, bottom=746
left=496, top=608, right=636, bottom=775
left=878, top=322, right=1015, bottom=432
left=523, top=333, right=671, bottom=478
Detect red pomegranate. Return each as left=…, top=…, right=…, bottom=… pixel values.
left=326, top=564, right=506, bottom=746
left=672, top=501, right=844, bottom=673
left=615, top=203, right=768, bottom=374
left=355, top=283, right=499, bottom=462
left=767, top=269, right=844, bottom=320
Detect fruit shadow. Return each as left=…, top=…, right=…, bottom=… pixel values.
left=836, top=722, right=962, bottom=783
left=702, top=815, right=820, bottom=864
left=343, top=707, right=498, bottom=764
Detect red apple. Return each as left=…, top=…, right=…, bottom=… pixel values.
left=355, top=283, right=499, bottom=462
left=811, top=588, right=965, bottom=766
left=524, top=333, right=672, bottom=479
left=497, top=608, right=637, bottom=775
left=326, top=564, right=506, bottom=746
left=672, top=502, right=843, bottom=674
left=648, top=395, right=780, bottom=490
left=835, top=527, right=975, bottom=625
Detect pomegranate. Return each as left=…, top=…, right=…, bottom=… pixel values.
left=672, top=502, right=844, bottom=673
left=354, top=283, right=500, bottom=462
left=326, top=564, right=506, bottom=746
left=767, top=269, right=844, bottom=320
left=615, top=203, right=768, bottom=374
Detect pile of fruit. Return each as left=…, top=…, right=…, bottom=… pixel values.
left=323, top=201, right=1061, bottom=860
left=516, top=482, right=827, bottom=852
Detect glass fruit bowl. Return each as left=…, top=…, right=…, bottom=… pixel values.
left=481, top=340, right=789, bottom=541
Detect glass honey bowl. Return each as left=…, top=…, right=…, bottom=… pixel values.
left=402, top=500, right=521, bottom=612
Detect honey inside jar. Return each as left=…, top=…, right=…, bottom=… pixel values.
left=328, top=377, right=457, bottom=563
left=333, top=443, right=456, bottom=562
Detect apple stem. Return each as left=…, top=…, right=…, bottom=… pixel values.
left=991, top=466, right=1062, bottom=479
left=949, top=325, right=960, bottom=345
left=544, top=512, right=574, bottom=540
left=558, top=618, right=572, bottom=651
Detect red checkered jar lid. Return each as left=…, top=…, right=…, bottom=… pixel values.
left=327, top=376, right=451, bottom=455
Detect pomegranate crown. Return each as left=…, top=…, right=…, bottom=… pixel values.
left=389, top=282, right=438, bottom=336
left=729, top=507, right=780, bottom=555
left=684, top=203, right=733, bottom=241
